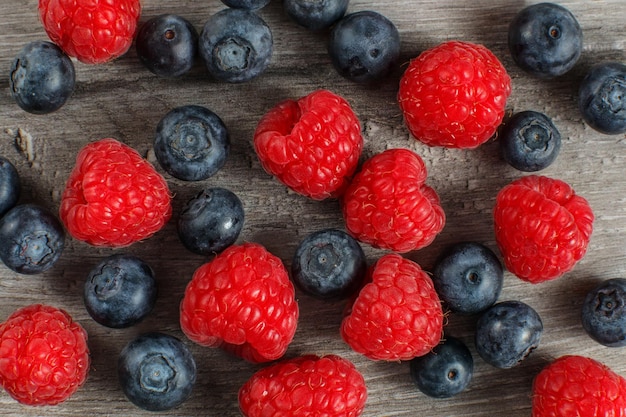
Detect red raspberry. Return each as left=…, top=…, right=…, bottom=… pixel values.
left=238, top=354, right=367, bottom=417
left=398, top=40, right=511, bottom=149
left=341, top=148, right=445, bottom=253
left=0, top=304, right=90, bottom=406
left=253, top=89, right=363, bottom=200
left=179, top=242, right=299, bottom=363
left=341, top=253, right=444, bottom=361
left=59, top=138, right=172, bottom=247
left=38, top=0, right=141, bottom=64
left=532, top=355, right=626, bottom=417
left=494, top=175, right=594, bottom=283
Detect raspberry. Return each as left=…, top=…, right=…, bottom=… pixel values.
left=179, top=242, right=299, bottom=363
left=238, top=354, right=367, bottom=417
left=341, top=253, right=444, bottom=361
left=0, top=304, right=90, bottom=406
left=398, top=40, right=511, bottom=149
left=38, top=0, right=141, bottom=64
left=494, top=175, right=594, bottom=283
left=254, top=89, right=363, bottom=200
left=531, top=355, right=626, bottom=417
left=341, top=148, right=445, bottom=253
left=59, top=138, right=172, bottom=247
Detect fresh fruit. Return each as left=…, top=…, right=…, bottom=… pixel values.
left=284, top=0, right=349, bottom=31
left=238, top=354, right=367, bottom=417
left=328, top=10, right=400, bottom=84
left=474, top=300, right=543, bottom=369
left=83, top=253, right=157, bottom=328
left=154, top=105, right=230, bottom=181
left=0, top=157, right=20, bottom=218
left=59, top=138, right=172, bottom=247
left=254, top=89, right=363, bottom=200
left=341, top=253, right=444, bottom=361
left=180, top=242, right=299, bottom=363
left=38, top=0, right=141, bottom=64
left=581, top=278, right=626, bottom=347
left=398, top=40, right=511, bottom=149
left=221, top=0, right=270, bottom=10
left=493, top=175, right=594, bottom=283
left=0, top=304, right=90, bottom=406
left=118, top=332, right=196, bottom=412
left=508, top=2, right=583, bottom=79
left=578, top=62, right=626, bottom=135
left=531, top=355, right=626, bottom=417
left=341, top=148, right=445, bottom=253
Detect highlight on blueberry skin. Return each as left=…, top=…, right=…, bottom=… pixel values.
left=221, top=0, right=270, bottom=10
left=0, top=156, right=20, bottom=218
left=578, top=62, right=626, bottom=135
left=581, top=278, right=626, bottom=347
left=284, top=0, right=350, bottom=32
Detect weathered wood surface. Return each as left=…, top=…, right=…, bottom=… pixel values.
left=0, top=0, right=625, bottom=415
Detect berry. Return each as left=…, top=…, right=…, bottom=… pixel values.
left=0, top=203, right=65, bottom=275
left=154, top=105, right=230, bottom=181
left=118, top=332, right=196, bottom=412
left=578, top=62, right=626, bottom=135
left=59, top=138, right=172, bottom=247
left=499, top=110, right=562, bottom=172
left=135, top=14, right=198, bottom=78
left=199, top=8, right=273, bottom=83
left=291, top=228, right=367, bottom=300
left=329, top=10, right=401, bottom=83
left=9, top=41, right=75, bottom=114
left=180, top=242, right=299, bottom=363
left=581, top=278, right=626, bottom=347
left=221, top=0, right=270, bottom=10
left=83, top=253, right=157, bottom=328
left=531, top=355, right=626, bottom=417
left=177, top=187, right=244, bottom=256
left=398, top=40, right=511, bottom=149
left=341, top=253, right=444, bottom=361
left=284, top=0, right=349, bottom=31
left=0, top=304, right=90, bottom=406
left=493, top=175, right=594, bottom=283
left=432, top=242, right=503, bottom=316
left=508, top=3, right=583, bottom=79
left=341, top=148, right=445, bottom=253
left=38, top=0, right=141, bottom=64
left=0, top=157, right=20, bottom=218
left=254, top=89, right=363, bottom=200
left=238, top=354, right=367, bottom=417
left=474, top=300, right=543, bottom=369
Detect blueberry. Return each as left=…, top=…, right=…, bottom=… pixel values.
left=508, top=3, right=583, bottom=78
left=0, top=157, right=20, bottom=218
left=409, top=336, right=474, bottom=399
left=284, top=0, right=350, bottom=32
left=135, top=14, right=198, bottom=78
left=581, top=278, right=626, bottom=347
left=154, top=105, right=230, bottom=181
left=220, top=0, right=270, bottom=10
left=499, top=111, right=562, bottom=172
left=84, top=254, right=157, bottom=328
left=328, top=11, right=400, bottom=83
left=291, top=229, right=366, bottom=300
left=475, top=301, right=543, bottom=369
left=118, top=332, right=196, bottom=412
left=177, top=187, right=244, bottom=256
left=199, top=8, right=273, bottom=83
left=432, top=242, right=503, bottom=315
left=578, top=62, right=626, bottom=135
left=9, top=40, right=75, bottom=114
left=0, top=203, right=64, bottom=274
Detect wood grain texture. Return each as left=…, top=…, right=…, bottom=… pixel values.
left=0, top=0, right=625, bottom=415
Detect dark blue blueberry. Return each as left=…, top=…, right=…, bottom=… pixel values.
left=177, top=187, right=244, bottom=256
left=154, top=105, right=230, bottom=181
left=582, top=278, right=626, bottom=347
left=328, top=11, right=400, bottom=83
left=508, top=3, right=582, bottom=78
left=9, top=41, right=75, bottom=114
left=199, top=8, right=273, bottom=83
left=118, top=332, right=196, bottom=412
left=84, top=254, right=157, bottom=329
left=499, top=111, right=561, bottom=172
left=284, top=0, right=349, bottom=32
left=291, top=229, right=366, bottom=300
left=0, top=203, right=64, bottom=274
left=432, top=242, right=503, bottom=315
left=0, top=157, right=20, bottom=218
left=221, top=0, right=270, bottom=10
left=578, top=62, right=626, bottom=135
left=475, top=301, right=543, bottom=369
left=409, top=336, right=474, bottom=399
left=135, top=14, right=198, bottom=78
